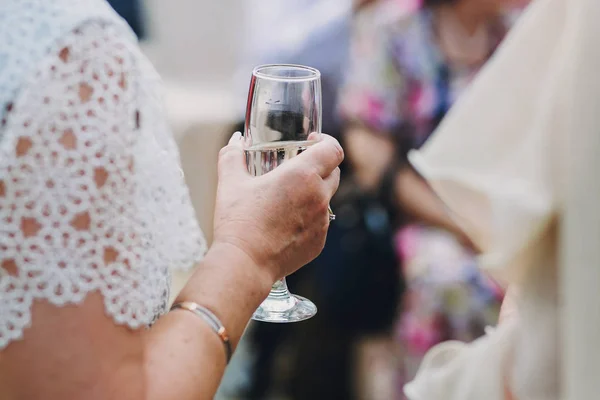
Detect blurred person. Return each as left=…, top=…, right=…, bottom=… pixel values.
left=337, top=0, right=526, bottom=396
left=236, top=2, right=403, bottom=399
left=0, top=1, right=343, bottom=399
left=402, top=0, right=599, bottom=398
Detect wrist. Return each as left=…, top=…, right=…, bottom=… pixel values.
left=204, top=240, right=274, bottom=297
left=174, top=240, right=274, bottom=347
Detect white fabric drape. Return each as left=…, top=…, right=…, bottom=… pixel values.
left=561, top=1, right=600, bottom=399
left=402, top=0, right=600, bottom=398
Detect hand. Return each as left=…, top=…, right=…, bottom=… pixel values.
left=344, top=126, right=395, bottom=190
left=212, top=132, right=343, bottom=283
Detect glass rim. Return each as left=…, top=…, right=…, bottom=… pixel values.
left=252, top=64, right=321, bottom=82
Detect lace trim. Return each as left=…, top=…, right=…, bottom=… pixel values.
left=0, top=18, right=206, bottom=348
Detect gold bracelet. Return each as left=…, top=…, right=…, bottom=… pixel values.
left=170, top=301, right=232, bottom=364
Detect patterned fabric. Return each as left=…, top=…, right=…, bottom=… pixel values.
left=394, top=226, right=503, bottom=387
left=338, top=4, right=508, bottom=396
left=0, top=0, right=206, bottom=348
left=339, top=6, right=506, bottom=147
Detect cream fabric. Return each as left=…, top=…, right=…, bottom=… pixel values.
left=403, top=0, right=600, bottom=398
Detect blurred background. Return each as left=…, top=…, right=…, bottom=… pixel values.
left=107, top=0, right=528, bottom=399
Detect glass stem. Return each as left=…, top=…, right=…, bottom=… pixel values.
left=267, top=278, right=292, bottom=300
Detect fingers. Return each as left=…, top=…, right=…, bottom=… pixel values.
left=218, top=132, right=249, bottom=182
left=228, top=131, right=243, bottom=145
left=307, top=132, right=321, bottom=142
left=323, top=167, right=341, bottom=198
left=293, top=134, right=344, bottom=179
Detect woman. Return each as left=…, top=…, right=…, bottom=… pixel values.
left=338, top=0, right=516, bottom=392
left=403, top=0, right=598, bottom=398
left=0, top=1, right=343, bottom=399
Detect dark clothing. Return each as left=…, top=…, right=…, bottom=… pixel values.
left=106, top=0, right=145, bottom=39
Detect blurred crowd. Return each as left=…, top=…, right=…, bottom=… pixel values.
left=111, top=0, right=528, bottom=399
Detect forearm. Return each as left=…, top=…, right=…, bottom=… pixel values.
left=395, top=167, right=461, bottom=234
left=144, top=242, right=272, bottom=400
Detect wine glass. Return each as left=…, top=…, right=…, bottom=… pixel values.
left=244, top=64, right=322, bottom=323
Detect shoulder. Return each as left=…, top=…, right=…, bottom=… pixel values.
left=354, top=3, right=433, bottom=65
left=386, top=8, right=435, bottom=55
left=0, top=0, right=136, bottom=125
left=356, top=2, right=429, bottom=39
left=0, top=0, right=134, bottom=68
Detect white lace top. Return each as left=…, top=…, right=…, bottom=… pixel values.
left=0, top=0, right=206, bottom=348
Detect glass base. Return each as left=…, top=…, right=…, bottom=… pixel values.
left=252, top=294, right=317, bottom=323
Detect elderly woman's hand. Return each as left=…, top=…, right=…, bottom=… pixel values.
left=212, top=133, right=343, bottom=284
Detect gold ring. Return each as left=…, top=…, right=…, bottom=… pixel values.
left=328, top=205, right=336, bottom=221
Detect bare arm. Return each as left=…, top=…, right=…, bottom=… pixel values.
left=344, top=126, right=458, bottom=230
left=395, top=166, right=467, bottom=240
left=1, top=135, right=342, bottom=400
left=0, top=23, right=343, bottom=400
left=147, top=242, right=273, bottom=399
left=344, top=125, right=476, bottom=249
left=0, top=243, right=269, bottom=399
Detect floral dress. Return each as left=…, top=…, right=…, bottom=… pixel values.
left=338, top=3, right=508, bottom=396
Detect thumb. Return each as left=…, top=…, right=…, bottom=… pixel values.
left=218, top=132, right=249, bottom=181
left=228, top=131, right=243, bottom=146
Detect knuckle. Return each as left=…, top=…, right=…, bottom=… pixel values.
left=295, top=165, right=317, bottom=185
left=218, top=144, right=239, bottom=162
left=298, top=167, right=312, bottom=182
left=332, top=167, right=341, bottom=183
left=301, top=190, right=321, bottom=212
left=304, top=221, right=328, bottom=261
left=218, top=145, right=231, bottom=160
left=317, top=196, right=330, bottom=214
left=329, top=139, right=345, bottom=165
